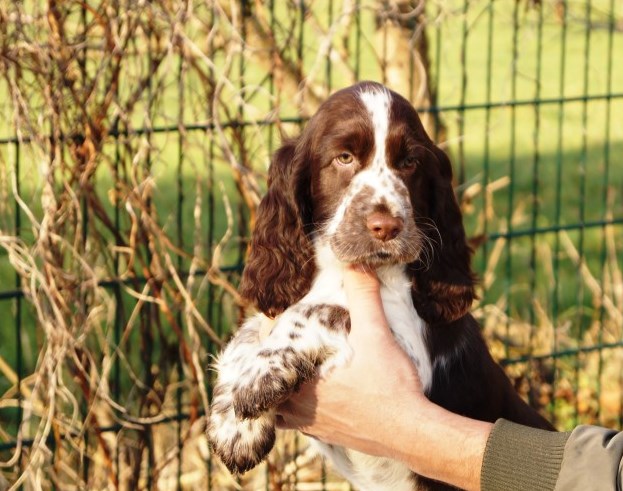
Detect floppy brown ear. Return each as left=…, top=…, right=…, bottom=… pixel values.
left=238, top=139, right=316, bottom=318
left=410, top=146, right=476, bottom=325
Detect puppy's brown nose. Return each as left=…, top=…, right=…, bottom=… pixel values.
left=366, top=212, right=403, bottom=241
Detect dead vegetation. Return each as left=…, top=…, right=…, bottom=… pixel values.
left=0, top=0, right=621, bottom=489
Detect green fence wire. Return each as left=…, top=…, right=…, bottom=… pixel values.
left=0, top=0, right=622, bottom=489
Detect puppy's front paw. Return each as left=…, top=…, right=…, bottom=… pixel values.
left=232, top=348, right=316, bottom=419
left=208, top=402, right=276, bottom=474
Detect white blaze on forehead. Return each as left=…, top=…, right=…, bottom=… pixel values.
left=355, top=86, right=405, bottom=212
left=358, top=86, right=391, bottom=170
left=325, top=86, right=410, bottom=236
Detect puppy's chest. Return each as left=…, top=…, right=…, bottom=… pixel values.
left=380, top=285, right=432, bottom=392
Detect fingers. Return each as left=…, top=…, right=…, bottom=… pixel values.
left=259, top=314, right=276, bottom=341
left=276, top=404, right=303, bottom=431
left=276, top=387, right=314, bottom=431
left=275, top=414, right=287, bottom=428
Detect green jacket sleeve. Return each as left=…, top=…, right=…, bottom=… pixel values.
left=481, top=419, right=623, bottom=491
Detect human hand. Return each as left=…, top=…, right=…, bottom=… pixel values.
left=274, top=264, right=426, bottom=458
left=268, top=264, right=491, bottom=490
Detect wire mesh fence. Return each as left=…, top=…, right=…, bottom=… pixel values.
left=0, top=0, right=621, bottom=489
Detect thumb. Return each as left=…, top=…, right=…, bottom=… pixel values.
left=343, top=265, right=390, bottom=340
left=343, top=264, right=380, bottom=302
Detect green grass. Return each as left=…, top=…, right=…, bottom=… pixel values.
left=431, top=1, right=623, bottom=338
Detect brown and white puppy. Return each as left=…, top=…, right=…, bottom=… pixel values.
left=208, top=81, right=553, bottom=491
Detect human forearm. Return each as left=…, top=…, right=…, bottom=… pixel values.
left=378, top=393, right=492, bottom=491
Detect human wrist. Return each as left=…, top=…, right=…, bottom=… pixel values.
left=385, top=393, right=492, bottom=491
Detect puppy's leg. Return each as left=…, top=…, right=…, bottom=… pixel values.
left=233, top=303, right=351, bottom=420
left=208, top=318, right=276, bottom=474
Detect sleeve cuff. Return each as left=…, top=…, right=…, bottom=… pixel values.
left=481, top=419, right=570, bottom=491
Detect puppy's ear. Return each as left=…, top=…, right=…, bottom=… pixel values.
left=239, top=139, right=316, bottom=318
left=410, top=146, right=476, bottom=325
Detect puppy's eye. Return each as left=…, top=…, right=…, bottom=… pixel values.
left=335, top=152, right=354, bottom=165
left=397, top=156, right=419, bottom=170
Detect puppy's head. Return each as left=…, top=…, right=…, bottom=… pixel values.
left=241, top=82, right=475, bottom=323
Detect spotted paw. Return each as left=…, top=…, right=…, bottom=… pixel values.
left=232, top=347, right=316, bottom=420
left=208, top=402, right=276, bottom=474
